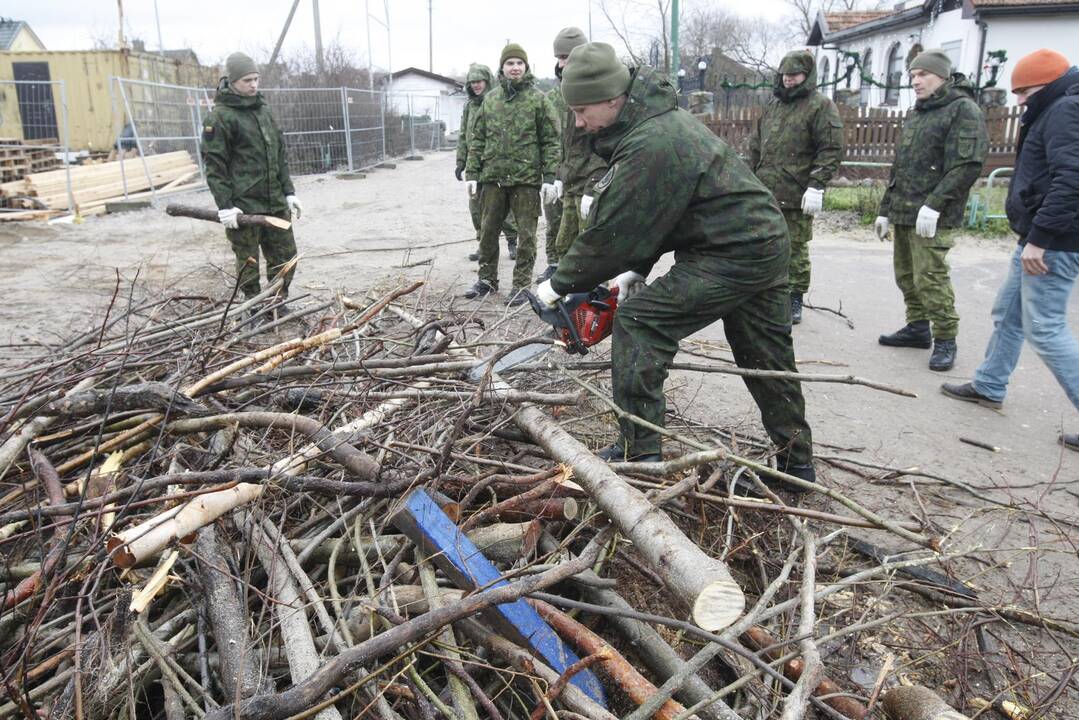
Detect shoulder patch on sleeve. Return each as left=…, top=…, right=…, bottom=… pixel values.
left=594, top=163, right=618, bottom=193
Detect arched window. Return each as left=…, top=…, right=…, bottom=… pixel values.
left=885, top=42, right=903, bottom=105
left=860, top=48, right=874, bottom=106
left=820, top=56, right=830, bottom=96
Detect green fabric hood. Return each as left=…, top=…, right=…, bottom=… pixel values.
left=466, top=64, right=493, bottom=98
left=773, top=50, right=817, bottom=102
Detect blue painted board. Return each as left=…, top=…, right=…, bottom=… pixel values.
left=392, top=488, right=607, bottom=706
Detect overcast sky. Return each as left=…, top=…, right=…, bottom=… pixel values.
left=19, top=0, right=792, bottom=79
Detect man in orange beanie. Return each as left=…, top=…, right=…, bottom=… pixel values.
left=942, top=49, right=1079, bottom=454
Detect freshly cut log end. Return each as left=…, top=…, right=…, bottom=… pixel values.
left=691, top=575, right=746, bottom=631
left=882, top=686, right=970, bottom=720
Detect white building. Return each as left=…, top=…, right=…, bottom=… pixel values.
left=381, top=67, right=467, bottom=134
left=807, top=0, right=1079, bottom=110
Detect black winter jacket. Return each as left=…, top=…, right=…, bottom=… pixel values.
left=1006, top=69, right=1079, bottom=251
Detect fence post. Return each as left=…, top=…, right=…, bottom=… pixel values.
left=408, top=94, right=416, bottom=157
left=341, top=87, right=354, bottom=172
left=115, top=78, right=157, bottom=203
left=191, top=88, right=207, bottom=183
left=57, top=80, right=75, bottom=214
left=380, top=90, right=387, bottom=163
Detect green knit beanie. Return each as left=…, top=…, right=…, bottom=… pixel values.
left=553, top=27, right=587, bottom=57
left=561, top=42, right=632, bottom=105
left=226, top=52, right=259, bottom=83
left=500, top=43, right=528, bottom=69
left=909, top=49, right=952, bottom=79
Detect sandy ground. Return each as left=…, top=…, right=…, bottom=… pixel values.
left=4, top=150, right=1078, bottom=694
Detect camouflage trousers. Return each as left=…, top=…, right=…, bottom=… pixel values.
left=478, top=183, right=540, bottom=291
left=226, top=219, right=297, bottom=299
left=892, top=225, right=959, bottom=339
left=549, top=192, right=582, bottom=265
left=782, top=208, right=813, bottom=294
left=543, top=196, right=563, bottom=262
left=612, top=255, right=813, bottom=464
left=469, top=193, right=517, bottom=243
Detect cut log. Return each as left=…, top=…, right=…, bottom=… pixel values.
left=515, top=405, right=744, bottom=631
left=167, top=203, right=291, bottom=230
left=882, top=687, right=969, bottom=720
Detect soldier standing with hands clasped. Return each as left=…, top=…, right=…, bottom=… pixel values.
left=749, top=50, right=843, bottom=324
left=535, top=43, right=816, bottom=486
left=201, top=52, right=302, bottom=315
left=875, top=49, right=987, bottom=371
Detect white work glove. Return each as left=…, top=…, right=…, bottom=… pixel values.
left=535, top=279, right=561, bottom=308
left=218, top=207, right=243, bottom=230
left=874, top=216, right=890, bottom=241
left=614, top=271, right=646, bottom=301
left=915, top=205, right=940, bottom=238
left=553, top=179, right=564, bottom=199
left=465, top=180, right=478, bottom=197
left=801, top=187, right=823, bottom=216
left=580, top=194, right=594, bottom=219
left=540, top=182, right=558, bottom=205
left=286, top=195, right=303, bottom=220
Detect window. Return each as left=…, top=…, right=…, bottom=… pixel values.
left=860, top=48, right=873, bottom=106
left=820, top=56, right=830, bottom=96
left=885, top=42, right=903, bottom=105
left=941, top=41, right=962, bottom=74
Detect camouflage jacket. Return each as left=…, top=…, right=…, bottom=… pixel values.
left=456, top=64, right=493, bottom=169
left=550, top=78, right=608, bottom=195
left=879, top=75, right=988, bottom=228
left=551, top=66, right=789, bottom=296
left=749, top=52, right=844, bottom=208
left=465, top=71, right=560, bottom=187
left=201, top=85, right=294, bottom=215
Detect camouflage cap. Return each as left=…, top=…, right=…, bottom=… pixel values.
left=561, top=42, right=631, bottom=105
left=554, top=27, right=588, bottom=57
left=909, top=49, right=952, bottom=79
left=778, top=50, right=814, bottom=76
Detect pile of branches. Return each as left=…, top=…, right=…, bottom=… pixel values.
left=0, top=277, right=1075, bottom=720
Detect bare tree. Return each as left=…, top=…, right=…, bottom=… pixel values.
left=784, top=0, right=866, bottom=41
left=598, top=0, right=673, bottom=72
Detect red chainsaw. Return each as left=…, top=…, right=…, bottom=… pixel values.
left=524, top=285, right=619, bottom=355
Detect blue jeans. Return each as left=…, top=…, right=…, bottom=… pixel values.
left=972, top=247, right=1079, bottom=408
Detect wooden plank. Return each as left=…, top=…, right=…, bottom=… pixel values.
left=390, top=488, right=608, bottom=707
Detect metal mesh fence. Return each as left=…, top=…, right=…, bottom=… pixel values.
left=0, top=79, right=73, bottom=214
left=261, top=87, right=350, bottom=176
left=345, top=89, right=386, bottom=170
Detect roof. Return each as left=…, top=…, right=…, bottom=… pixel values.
left=823, top=11, right=892, bottom=31
left=385, top=67, right=463, bottom=89
left=0, top=18, right=45, bottom=50
left=972, top=0, right=1078, bottom=5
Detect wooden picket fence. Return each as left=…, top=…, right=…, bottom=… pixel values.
left=702, top=105, right=1023, bottom=175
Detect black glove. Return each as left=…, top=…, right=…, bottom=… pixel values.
left=455, top=163, right=465, bottom=181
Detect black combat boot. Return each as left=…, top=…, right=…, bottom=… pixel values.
left=791, top=293, right=804, bottom=325
left=505, top=288, right=529, bottom=306
left=536, top=264, right=557, bottom=283
left=929, top=338, right=957, bottom=372
left=507, top=239, right=518, bottom=260
left=463, top=280, right=495, bottom=299
left=595, top=442, right=662, bottom=463
left=1061, top=433, right=1079, bottom=452
left=878, top=320, right=931, bottom=348
left=468, top=251, right=480, bottom=262
left=940, top=382, right=1002, bottom=409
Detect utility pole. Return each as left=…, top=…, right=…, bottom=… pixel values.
left=313, top=0, right=325, bottom=75
left=116, top=0, right=127, bottom=49
left=670, top=0, right=680, bottom=84
left=153, top=0, right=164, bottom=56
left=428, top=0, right=433, bottom=72
left=269, top=0, right=302, bottom=71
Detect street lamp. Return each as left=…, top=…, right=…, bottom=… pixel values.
left=697, top=58, right=708, bottom=91
left=844, top=52, right=858, bottom=89
left=677, top=66, right=687, bottom=93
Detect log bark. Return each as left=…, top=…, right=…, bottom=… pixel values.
left=530, top=598, right=687, bottom=720
left=881, top=687, right=970, bottom=720
left=166, top=203, right=291, bottom=229
left=514, top=405, right=744, bottom=631
left=195, top=524, right=270, bottom=700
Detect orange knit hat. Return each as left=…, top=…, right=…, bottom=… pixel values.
left=1010, top=49, right=1070, bottom=92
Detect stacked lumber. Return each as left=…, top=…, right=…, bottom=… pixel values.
left=0, top=139, right=61, bottom=183
left=0, top=150, right=200, bottom=216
